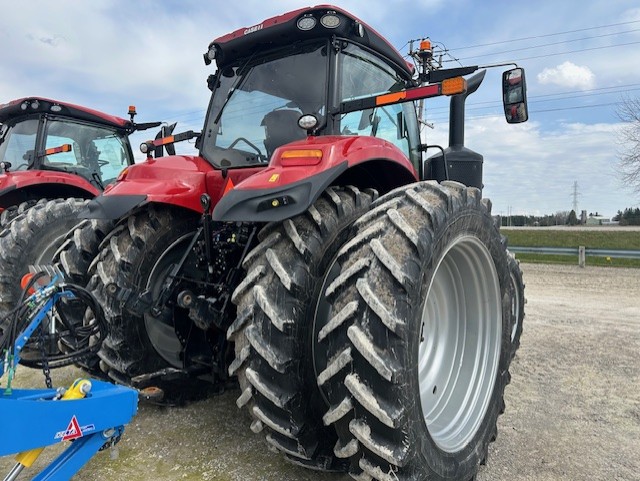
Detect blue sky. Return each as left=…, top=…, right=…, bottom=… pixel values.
left=1, top=0, right=639, bottom=217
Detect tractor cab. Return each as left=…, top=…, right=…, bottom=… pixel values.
left=0, top=98, right=143, bottom=188
left=199, top=6, right=423, bottom=172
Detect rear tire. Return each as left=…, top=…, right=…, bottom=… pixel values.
left=89, top=205, right=211, bottom=400
left=0, top=198, right=88, bottom=321
left=52, top=218, right=116, bottom=371
left=314, top=181, right=513, bottom=480
left=230, top=186, right=377, bottom=470
left=0, top=199, right=40, bottom=228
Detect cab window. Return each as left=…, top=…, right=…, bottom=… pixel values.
left=44, top=120, right=130, bottom=184
left=338, top=44, right=420, bottom=167
left=0, top=119, right=39, bottom=169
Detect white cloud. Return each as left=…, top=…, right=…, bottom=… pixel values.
left=426, top=116, right=637, bottom=217
left=537, top=62, right=595, bottom=90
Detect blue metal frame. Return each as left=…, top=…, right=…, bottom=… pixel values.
left=0, top=277, right=139, bottom=481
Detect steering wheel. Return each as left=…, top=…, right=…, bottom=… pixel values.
left=227, top=137, right=267, bottom=161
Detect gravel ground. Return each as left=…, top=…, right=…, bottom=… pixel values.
left=1, top=263, right=639, bottom=480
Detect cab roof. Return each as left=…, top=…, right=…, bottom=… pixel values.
left=0, top=97, right=131, bottom=130
left=207, top=5, right=414, bottom=77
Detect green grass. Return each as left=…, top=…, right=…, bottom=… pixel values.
left=501, top=228, right=640, bottom=250
left=502, top=228, right=640, bottom=267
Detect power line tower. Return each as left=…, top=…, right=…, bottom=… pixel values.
left=571, top=181, right=581, bottom=213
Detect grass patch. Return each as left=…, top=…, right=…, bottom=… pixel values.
left=502, top=228, right=640, bottom=250
left=504, top=228, right=640, bottom=267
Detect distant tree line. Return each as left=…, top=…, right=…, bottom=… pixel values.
left=502, top=211, right=572, bottom=227
left=502, top=208, right=640, bottom=226
left=613, top=208, right=640, bottom=225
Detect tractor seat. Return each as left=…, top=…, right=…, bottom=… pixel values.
left=261, top=109, right=306, bottom=159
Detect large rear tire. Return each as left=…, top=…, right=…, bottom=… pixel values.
left=89, top=205, right=211, bottom=400
left=0, top=198, right=88, bottom=321
left=314, top=181, right=513, bottom=480
left=230, top=186, right=377, bottom=470
left=0, top=199, right=40, bottom=228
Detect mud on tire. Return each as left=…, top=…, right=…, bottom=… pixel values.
left=229, top=186, right=377, bottom=470
left=314, top=181, right=514, bottom=480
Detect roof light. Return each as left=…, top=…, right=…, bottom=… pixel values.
left=30, top=100, right=39, bottom=110
left=50, top=104, right=62, bottom=112
left=441, top=77, right=467, bottom=96
left=354, top=21, right=365, bottom=37
left=20, top=101, right=28, bottom=110
left=297, top=15, right=316, bottom=31
left=320, top=13, right=340, bottom=28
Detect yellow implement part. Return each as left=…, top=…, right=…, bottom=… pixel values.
left=13, top=379, right=91, bottom=468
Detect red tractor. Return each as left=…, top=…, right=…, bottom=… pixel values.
left=0, top=97, right=162, bottom=321
left=62, top=6, right=528, bottom=480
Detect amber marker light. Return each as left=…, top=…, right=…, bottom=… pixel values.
left=44, top=144, right=72, bottom=155
left=441, top=76, right=467, bottom=96
left=280, top=149, right=323, bottom=166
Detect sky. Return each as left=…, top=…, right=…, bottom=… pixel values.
left=1, top=0, right=639, bottom=218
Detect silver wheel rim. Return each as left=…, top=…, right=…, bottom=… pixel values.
left=419, top=235, right=502, bottom=453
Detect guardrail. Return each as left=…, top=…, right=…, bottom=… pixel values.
left=509, top=246, right=640, bottom=259
left=508, top=246, right=640, bottom=266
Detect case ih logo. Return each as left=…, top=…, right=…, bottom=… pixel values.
left=244, top=23, right=263, bottom=35
left=54, top=416, right=96, bottom=441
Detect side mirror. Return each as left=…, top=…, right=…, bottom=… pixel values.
left=502, top=67, right=528, bottom=124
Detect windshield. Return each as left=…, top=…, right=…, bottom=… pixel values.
left=43, top=119, right=131, bottom=185
left=0, top=116, right=131, bottom=184
left=0, top=118, right=39, bottom=170
left=200, top=40, right=328, bottom=168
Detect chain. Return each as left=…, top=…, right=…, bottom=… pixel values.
left=38, top=321, right=53, bottom=389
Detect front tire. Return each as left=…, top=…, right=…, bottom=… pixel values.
left=314, top=181, right=513, bottom=480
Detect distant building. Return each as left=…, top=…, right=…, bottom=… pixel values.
left=586, top=214, right=611, bottom=225
left=580, top=210, right=587, bottom=224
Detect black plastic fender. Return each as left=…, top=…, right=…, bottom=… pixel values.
left=80, top=194, right=147, bottom=220
left=211, top=162, right=347, bottom=222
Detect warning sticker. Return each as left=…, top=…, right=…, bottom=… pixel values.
left=54, top=416, right=95, bottom=441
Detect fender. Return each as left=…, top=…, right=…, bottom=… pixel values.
left=81, top=155, right=213, bottom=219
left=212, top=136, right=418, bottom=222
left=0, top=171, right=100, bottom=199
left=80, top=154, right=265, bottom=220
left=0, top=171, right=100, bottom=209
